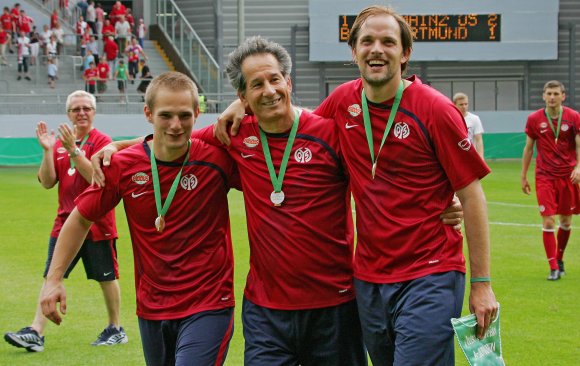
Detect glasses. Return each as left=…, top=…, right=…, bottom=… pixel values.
left=68, top=107, right=95, bottom=114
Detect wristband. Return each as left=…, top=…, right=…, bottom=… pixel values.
left=470, top=277, right=491, bottom=283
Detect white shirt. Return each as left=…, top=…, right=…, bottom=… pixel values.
left=464, top=111, right=484, bottom=145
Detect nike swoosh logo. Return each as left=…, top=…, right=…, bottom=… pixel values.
left=103, top=272, right=113, bottom=276
left=540, top=130, right=548, bottom=133
left=57, top=156, right=65, bottom=160
left=131, top=192, right=148, bottom=198
left=345, top=123, right=359, bottom=129
left=241, top=153, right=254, bottom=158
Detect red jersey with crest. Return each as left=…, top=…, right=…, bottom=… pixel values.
left=525, top=106, right=580, bottom=179
left=195, top=110, right=355, bottom=310
left=50, top=128, right=116, bottom=241
left=315, top=76, right=490, bottom=284
left=75, top=136, right=238, bottom=320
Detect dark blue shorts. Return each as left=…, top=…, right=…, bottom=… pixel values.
left=354, top=271, right=465, bottom=366
left=138, top=307, right=234, bottom=366
left=43, top=236, right=118, bottom=282
left=242, top=297, right=367, bottom=366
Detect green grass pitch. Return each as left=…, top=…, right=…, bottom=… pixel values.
left=0, top=161, right=578, bottom=365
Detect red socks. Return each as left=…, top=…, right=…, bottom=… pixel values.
left=542, top=230, right=558, bottom=270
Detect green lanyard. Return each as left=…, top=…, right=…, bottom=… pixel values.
left=259, top=109, right=300, bottom=206
left=150, top=140, right=191, bottom=232
left=361, top=81, right=404, bottom=179
left=68, top=133, right=90, bottom=176
left=544, top=107, right=563, bottom=143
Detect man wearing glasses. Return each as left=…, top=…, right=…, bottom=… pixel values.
left=4, top=91, right=127, bottom=352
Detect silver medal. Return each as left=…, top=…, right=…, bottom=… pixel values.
left=270, top=191, right=285, bottom=206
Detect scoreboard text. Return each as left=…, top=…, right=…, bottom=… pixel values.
left=339, top=14, right=501, bottom=42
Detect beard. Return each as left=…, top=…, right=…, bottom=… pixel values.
left=361, top=66, right=397, bottom=88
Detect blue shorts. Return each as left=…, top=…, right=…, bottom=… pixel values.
left=354, top=271, right=465, bottom=366
left=138, top=307, right=234, bottom=366
left=43, top=236, right=118, bottom=282
left=242, top=297, right=367, bottom=366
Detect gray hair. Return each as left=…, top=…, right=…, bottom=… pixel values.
left=225, top=36, right=292, bottom=93
left=66, top=90, right=96, bottom=111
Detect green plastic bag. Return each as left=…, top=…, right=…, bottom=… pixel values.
left=451, top=304, right=505, bottom=366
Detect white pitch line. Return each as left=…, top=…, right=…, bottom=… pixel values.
left=487, top=201, right=536, bottom=208
left=489, top=221, right=541, bottom=228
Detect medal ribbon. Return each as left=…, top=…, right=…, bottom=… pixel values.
left=361, top=81, right=404, bottom=178
left=69, top=133, right=90, bottom=171
left=544, top=107, right=563, bottom=143
left=259, top=108, right=300, bottom=194
left=150, top=140, right=191, bottom=223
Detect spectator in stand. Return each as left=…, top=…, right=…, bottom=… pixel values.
left=50, top=9, right=58, bottom=30
left=109, top=1, right=126, bottom=27
left=16, top=30, right=31, bottom=80
left=125, top=8, right=134, bottom=30
left=18, top=9, right=33, bottom=36
left=47, top=57, right=57, bottom=88
left=95, top=3, right=104, bottom=38
left=1, top=7, right=14, bottom=54
left=29, top=30, right=39, bottom=65
left=101, top=18, right=114, bottom=39
left=76, top=15, right=87, bottom=55
left=125, top=37, right=146, bottom=82
left=10, top=3, right=20, bottom=37
left=136, top=18, right=145, bottom=48
left=114, top=58, right=129, bottom=102
left=136, top=58, right=151, bottom=95
left=114, top=15, right=130, bottom=56
left=40, top=24, right=52, bottom=62
left=77, top=0, right=88, bottom=20
left=96, top=57, right=109, bottom=95
left=86, top=1, right=96, bottom=35
left=51, top=22, right=64, bottom=55
left=83, top=49, right=94, bottom=71
left=84, top=60, right=98, bottom=95
left=103, top=35, right=118, bottom=79
left=46, top=33, right=58, bottom=63
left=0, top=27, right=9, bottom=65
left=86, top=34, right=99, bottom=64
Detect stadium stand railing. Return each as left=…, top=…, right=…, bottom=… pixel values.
left=155, top=0, right=221, bottom=94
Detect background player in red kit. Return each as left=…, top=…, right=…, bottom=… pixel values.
left=40, top=73, right=237, bottom=366
left=4, top=91, right=126, bottom=352
left=521, top=80, right=580, bottom=280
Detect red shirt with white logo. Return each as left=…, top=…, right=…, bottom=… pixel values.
left=195, top=110, right=356, bottom=310
left=18, top=15, right=32, bottom=34
left=525, top=106, right=580, bottom=179
left=83, top=67, right=98, bottom=85
left=75, top=136, right=238, bottom=320
left=315, top=76, right=490, bottom=284
left=97, top=62, right=109, bottom=79
left=0, top=13, right=12, bottom=31
left=50, top=128, right=117, bottom=241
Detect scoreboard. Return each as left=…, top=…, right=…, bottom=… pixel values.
left=310, top=0, right=558, bottom=62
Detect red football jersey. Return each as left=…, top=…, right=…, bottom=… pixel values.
left=76, top=137, right=237, bottom=320
left=195, top=110, right=356, bottom=310
left=315, top=76, right=490, bottom=284
left=50, top=128, right=117, bottom=241
left=525, top=106, right=580, bottom=179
